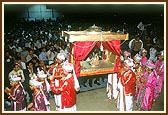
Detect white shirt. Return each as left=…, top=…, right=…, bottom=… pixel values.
left=26, top=54, right=38, bottom=62
left=8, top=69, right=25, bottom=82
left=20, top=62, right=27, bottom=70
left=25, top=42, right=31, bottom=48
left=47, top=50, right=56, bottom=61
left=149, top=47, right=157, bottom=62
left=39, top=51, right=48, bottom=61
left=16, top=47, right=22, bottom=53
left=34, top=40, right=42, bottom=49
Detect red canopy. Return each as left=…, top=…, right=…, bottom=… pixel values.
left=62, top=30, right=128, bottom=77
left=73, top=40, right=122, bottom=77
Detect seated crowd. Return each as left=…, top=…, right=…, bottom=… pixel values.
left=4, top=18, right=164, bottom=111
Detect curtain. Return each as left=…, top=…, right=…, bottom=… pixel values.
left=73, top=41, right=97, bottom=76
left=73, top=40, right=122, bottom=77
left=97, top=40, right=122, bottom=72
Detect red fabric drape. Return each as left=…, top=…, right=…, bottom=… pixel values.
left=73, top=41, right=97, bottom=77
left=97, top=40, right=122, bottom=72
left=73, top=40, right=122, bottom=77
left=97, top=41, right=120, bottom=55
left=104, top=41, right=121, bottom=72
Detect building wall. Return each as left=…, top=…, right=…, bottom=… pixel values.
left=18, top=4, right=61, bottom=21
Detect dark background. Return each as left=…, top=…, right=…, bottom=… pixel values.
left=4, top=4, right=164, bottom=25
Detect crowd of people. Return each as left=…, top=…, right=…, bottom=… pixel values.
left=106, top=47, right=164, bottom=111
left=5, top=52, right=80, bottom=111
left=3, top=16, right=164, bottom=111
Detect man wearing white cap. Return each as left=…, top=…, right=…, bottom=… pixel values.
left=38, top=70, right=50, bottom=111
left=48, top=53, right=66, bottom=111
left=50, top=62, right=80, bottom=111
left=4, top=76, right=26, bottom=111
left=106, top=50, right=132, bottom=102
left=117, top=58, right=136, bottom=111
left=27, top=79, right=47, bottom=111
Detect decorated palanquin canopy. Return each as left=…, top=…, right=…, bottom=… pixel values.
left=62, top=25, right=129, bottom=77
left=62, top=25, right=128, bottom=42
